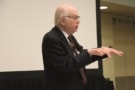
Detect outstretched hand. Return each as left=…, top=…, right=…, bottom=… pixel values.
left=88, top=47, right=123, bottom=58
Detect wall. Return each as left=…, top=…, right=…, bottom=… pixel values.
left=101, top=12, right=135, bottom=90
left=101, top=13, right=115, bottom=81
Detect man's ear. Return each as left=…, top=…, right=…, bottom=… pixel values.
left=60, top=17, right=66, bottom=25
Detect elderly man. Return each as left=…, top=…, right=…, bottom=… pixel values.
left=42, top=4, right=123, bottom=90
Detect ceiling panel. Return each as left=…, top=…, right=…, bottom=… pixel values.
left=100, top=1, right=135, bottom=17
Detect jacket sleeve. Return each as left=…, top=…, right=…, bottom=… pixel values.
left=70, top=35, right=108, bottom=67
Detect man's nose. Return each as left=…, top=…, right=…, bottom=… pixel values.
left=76, top=19, right=80, bottom=24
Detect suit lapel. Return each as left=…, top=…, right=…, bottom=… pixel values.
left=54, top=26, right=73, bottom=56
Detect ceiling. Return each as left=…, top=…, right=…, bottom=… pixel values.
left=100, top=1, right=135, bottom=17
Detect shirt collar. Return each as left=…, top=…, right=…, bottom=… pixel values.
left=60, top=29, right=69, bottom=39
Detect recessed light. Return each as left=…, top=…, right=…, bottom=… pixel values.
left=100, top=6, right=108, bottom=10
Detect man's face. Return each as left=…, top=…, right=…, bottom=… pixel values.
left=62, top=10, right=80, bottom=35
left=65, top=15, right=80, bottom=33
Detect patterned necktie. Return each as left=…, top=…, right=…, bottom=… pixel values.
left=68, top=36, right=87, bottom=85
left=68, top=36, right=78, bottom=56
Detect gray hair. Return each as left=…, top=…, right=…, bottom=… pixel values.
left=54, top=4, right=77, bottom=26
left=54, top=7, right=67, bottom=26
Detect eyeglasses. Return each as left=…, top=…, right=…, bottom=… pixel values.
left=64, top=15, right=80, bottom=20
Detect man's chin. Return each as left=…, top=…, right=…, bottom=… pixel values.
left=75, top=29, right=78, bottom=32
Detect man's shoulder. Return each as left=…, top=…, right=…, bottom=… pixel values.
left=43, top=27, right=64, bottom=42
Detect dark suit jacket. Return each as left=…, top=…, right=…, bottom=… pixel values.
left=42, top=26, right=107, bottom=90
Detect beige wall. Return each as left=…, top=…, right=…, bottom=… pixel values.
left=101, top=12, right=135, bottom=89
left=101, top=13, right=115, bottom=81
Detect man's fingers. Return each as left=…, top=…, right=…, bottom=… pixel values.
left=111, top=49, right=123, bottom=56
left=117, top=51, right=123, bottom=56
left=106, top=53, right=112, bottom=58
left=88, top=47, right=123, bottom=57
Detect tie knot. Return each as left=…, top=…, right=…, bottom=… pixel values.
left=68, top=35, right=73, bottom=43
